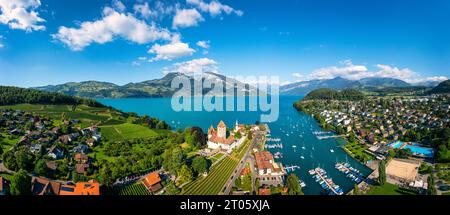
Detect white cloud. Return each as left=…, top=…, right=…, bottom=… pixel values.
left=112, top=0, right=126, bottom=12
left=292, top=60, right=448, bottom=84
left=172, top=8, right=203, bottom=29
left=0, top=0, right=46, bottom=32
left=292, top=73, right=303, bottom=79
left=307, top=60, right=368, bottom=80
left=163, top=57, right=218, bottom=74
left=148, top=40, right=195, bottom=61
left=187, top=0, right=243, bottom=17
left=0, top=43, right=4, bottom=48
left=133, top=2, right=157, bottom=19
left=52, top=7, right=172, bottom=51
left=372, top=64, right=415, bottom=80
left=196, top=40, right=210, bottom=49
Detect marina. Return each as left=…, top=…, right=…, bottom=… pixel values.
left=309, top=167, right=344, bottom=195
left=335, top=162, right=364, bottom=183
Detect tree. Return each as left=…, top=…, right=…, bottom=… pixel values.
left=165, top=181, right=180, bottom=195
left=427, top=175, right=437, bottom=195
left=191, top=156, right=208, bottom=176
left=10, top=169, right=32, bottom=195
left=0, top=145, right=3, bottom=156
left=177, top=165, right=193, bottom=186
left=285, top=174, right=303, bottom=195
left=34, top=159, right=49, bottom=177
left=353, top=184, right=361, bottom=195
left=98, top=166, right=114, bottom=187
left=378, top=160, right=386, bottom=185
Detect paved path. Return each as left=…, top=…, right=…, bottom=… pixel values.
left=221, top=132, right=262, bottom=195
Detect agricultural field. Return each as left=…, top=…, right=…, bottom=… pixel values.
left=182, top=140, right=251, bottom=195
left=181, top=156, right=239, bottom=195
left=100, top=123, right=160, bottom=142
left=0, top=104, right=118, bottom=126
left=209, top=152, right=225, bottom=164
left=115, top=182, right=150, bottom=195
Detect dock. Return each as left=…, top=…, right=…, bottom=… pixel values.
left=310, top=167, right=343, bottom=195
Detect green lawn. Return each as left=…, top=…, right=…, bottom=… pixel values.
left=343, top=141, right=374, bottom=162
left=366, top=183, right=418, bottom=195
left=100, top=123, right=160, bottom=142
left=0, top=134, right=20, bottom=151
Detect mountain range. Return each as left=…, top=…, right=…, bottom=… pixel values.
left=34, top=73, right=447, bottom=98
left=280, top=77, right=439, bottom=95
left=34, top=72, right=259, bottom=98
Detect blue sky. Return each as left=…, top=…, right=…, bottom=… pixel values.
left=0, top=0, right=449, bottom=87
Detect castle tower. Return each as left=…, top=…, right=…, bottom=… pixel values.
left=217, top=120, right=226, bottom=138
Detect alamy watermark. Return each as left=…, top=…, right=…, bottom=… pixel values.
left=170, top=72, right=280, bottom=123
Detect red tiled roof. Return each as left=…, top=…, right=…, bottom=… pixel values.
left=218, top=120, right=226, bottom=128
left=142, top=172, right=161, bottom=188
left=258, top=188, right=271, bottom=195
left=255, top=151, right=274, bottom=171
left=59, top=180, right=100, bottom=195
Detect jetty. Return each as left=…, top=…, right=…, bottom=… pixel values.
left=335, top=162, right=364, bottom=183
left=284, top=165, right=300, bottom=173
left=309, top=167, right=344, bottom=195
left=265, top=143, right=283, bottom=149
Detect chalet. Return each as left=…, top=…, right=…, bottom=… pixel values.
left=31, top=177, right=61, bottom=195
left=92, top=134, right=101, bottom=142
left=9, top=128, right=22, bottom=135
left=75, top=163, right=90, bottom=174
left=71, top=144, right=89, bottom=154
left=81, top=128, right=92, bottom=136
left=74, top=153, right=89, bottom=164
left=38, top=137, right=50, bottom=144
left=59, top=135, right=72, bottom=144
left=51, top=127, right=61, bottom=134
left=70, top=132, right=80, bottom=140
left=142, top=172, right=163, bottom=194
left=47, top=146, right=64, bottom=159
left=59, top=180, right=100, bottom=195
left=0, top=176, right=10, bottom=195
left=30, top=144, right=42, bottom=154
left=254, top=151, right=286, bottom=187
left=86, top=138, right=95, bottom=147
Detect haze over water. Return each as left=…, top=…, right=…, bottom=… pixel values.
left=98, top=96, right=372, bottom=194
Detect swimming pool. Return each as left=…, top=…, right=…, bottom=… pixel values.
left=389, top=141, right=434, bottom=158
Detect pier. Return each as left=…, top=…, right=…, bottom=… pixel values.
left=310, top=168, right=343, bottom=195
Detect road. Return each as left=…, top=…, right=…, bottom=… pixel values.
left=221, top=131, right=263, bottom=195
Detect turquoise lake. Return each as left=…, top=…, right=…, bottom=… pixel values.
left=98, top=96, right=373, bottom=195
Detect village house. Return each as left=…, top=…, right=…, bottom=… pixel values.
left=142, top=172, right=163, bottom=194
left=59, top=180, right=100, bottom=195
left=47, top=145, right=64, bottom=159
left=254, top=151, right=286, bottom=187
left=31, top=177, right=62, bottom=195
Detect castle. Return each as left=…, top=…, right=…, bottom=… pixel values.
left=207, top=120, right=245, bottom=151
